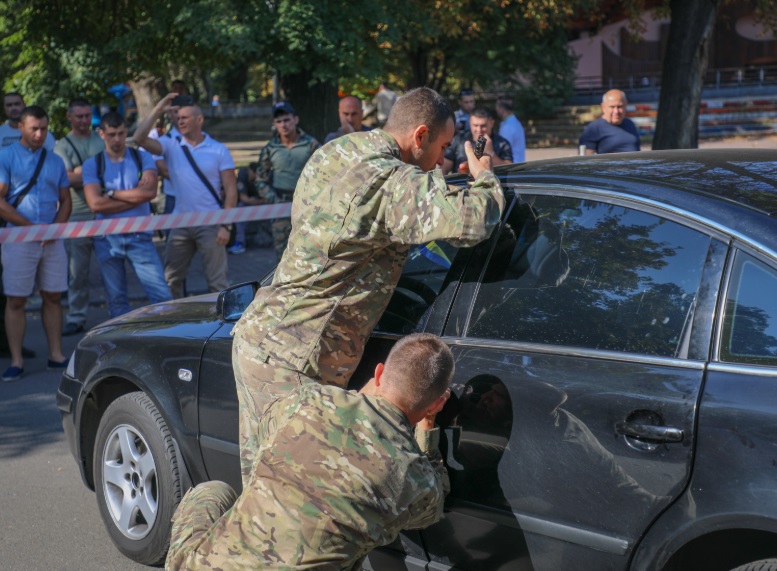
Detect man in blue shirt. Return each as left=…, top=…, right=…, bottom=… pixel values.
left=496, top=95, right=526, bottom=163
left=579, top=90, right=641, bottom=154
left=0, top=106, right=71, bottom=381
left=82, top=112, right=172, bottom=318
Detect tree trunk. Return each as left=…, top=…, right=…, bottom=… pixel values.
left=280, top=71, right=339, bottom=143
left=128, top=73, right=167, bottom=122
left=652, top=0, right=721, bottom=150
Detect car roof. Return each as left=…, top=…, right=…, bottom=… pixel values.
left=442, top=149, right=777, bottom=254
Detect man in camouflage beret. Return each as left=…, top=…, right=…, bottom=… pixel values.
left=167, top=333, right=454, bottom=571
left=232, top=86, right=505, bottom=482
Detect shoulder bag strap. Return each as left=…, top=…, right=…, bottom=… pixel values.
left=63, top=135, right=84, bottom=167
left=9, top=149, right=47, bottom=209
left=180, top=144, right=224, bottom=208
left=129, top=147, right=143, bottom=181
left=96, top=151, right=106, bottom=191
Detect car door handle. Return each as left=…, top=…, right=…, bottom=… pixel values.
left=615, top=421, right=684, bottom=443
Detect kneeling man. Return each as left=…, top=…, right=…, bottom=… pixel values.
left=167, top=333, right=453, bottom=571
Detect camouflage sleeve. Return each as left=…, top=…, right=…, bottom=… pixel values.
left=402, top=427, right=449, bottom=531
left=384, top=164, right=505, bottom=247
left=256, top=145, right=272, bottom=184
left=255, top=144, right=274, bottom=201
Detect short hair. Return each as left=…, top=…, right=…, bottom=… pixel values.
left=459, top=89, right=474, bottom=98
left=171, top=79, right=187, bottom=91
left=471, top=107, right=494, bottom=120
left=4, top=92, right=23, bottom=102
left=20, top=106, right=48, bottom=122
left=68, top=98, right=91, bottom=111
left=383, top=87, right=453, bottom=141
left=383, top=333, right=454, bottom=412
left=100, top=111, right=125, bottom=130
left=496, top=96, right=513, bottom=112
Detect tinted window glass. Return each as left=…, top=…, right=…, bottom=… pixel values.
left=721, top=252, right=777, bottom=365
left=467, top=195, right=710, bottom=357
left=376, top=241, right=459, bottom=334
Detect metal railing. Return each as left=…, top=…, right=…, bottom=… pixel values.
left=574, top=64, right=777, bottom=97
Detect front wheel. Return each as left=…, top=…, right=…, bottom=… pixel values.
left=93, top=392, right=182, bottom=565
left=731, top=560, right=777, bottom=571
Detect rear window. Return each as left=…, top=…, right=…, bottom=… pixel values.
left=720, top=251, right=777, bottom=365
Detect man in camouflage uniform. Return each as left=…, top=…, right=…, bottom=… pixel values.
left=167, top=333, right=453, bottom=571
left=232, top=87, right=505, bottom=481
left=256, top=101, right=319, bottom=260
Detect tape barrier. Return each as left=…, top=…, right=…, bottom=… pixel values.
left=0, top=202, right=292, bottom=244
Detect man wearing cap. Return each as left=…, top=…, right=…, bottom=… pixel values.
left=256, top=101, right=319, bottom=260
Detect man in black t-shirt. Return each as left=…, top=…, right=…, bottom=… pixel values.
left=443, top=107, right=513, bottom=175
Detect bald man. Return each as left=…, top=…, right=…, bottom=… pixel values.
left=579, top=89, right=641, bottom=154
left=133, top=94, right=237, bottom=298
left=324, top=95, right=372, bottom=144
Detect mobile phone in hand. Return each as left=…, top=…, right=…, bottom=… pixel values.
left=171, top=94, right=193, bottom=107
left=474, top=136, right=487, bottom=159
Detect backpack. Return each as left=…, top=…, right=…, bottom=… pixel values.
left=95, top=147, right=143, bottom=192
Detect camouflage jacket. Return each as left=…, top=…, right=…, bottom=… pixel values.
left=234, top=128, right=505, bottom=386
left=173, top=383, right=450, bottom=570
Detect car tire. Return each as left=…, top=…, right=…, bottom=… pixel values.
left=93, top=392, right=182, bottom=565
left=731, top=560, right=777, bottom=571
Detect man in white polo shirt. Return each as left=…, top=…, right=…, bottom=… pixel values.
left=134, top=94, right=237, bottom=298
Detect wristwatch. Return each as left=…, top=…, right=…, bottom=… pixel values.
left=106, top=190, right=116, bottom=199
left=221, top=224, right=234, bottom=231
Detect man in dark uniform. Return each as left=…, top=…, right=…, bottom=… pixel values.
left=443, top=107, right=513, bottom=175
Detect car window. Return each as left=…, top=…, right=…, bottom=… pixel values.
left=375, top=241, right=459, bottom=334
left=720, top=251, right=777, bottom=365
left=467, top=195, right=711, bottom=357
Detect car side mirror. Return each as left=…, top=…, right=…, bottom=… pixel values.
left=217, top=281, right=259, bottom=322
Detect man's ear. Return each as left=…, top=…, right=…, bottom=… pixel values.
left=374, top=362, right=385, bottom=387
left=425, top=388, right=451, bottom=417
left=412, top=124, right=429, bottom=150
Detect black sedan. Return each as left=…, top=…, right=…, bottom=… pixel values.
left=58, top=150, right=777, bottom=570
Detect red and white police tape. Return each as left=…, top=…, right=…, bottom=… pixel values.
left=0, top=202, right=292, bottom=244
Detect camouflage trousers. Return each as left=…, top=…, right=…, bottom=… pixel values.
left=165, top=480, right=237, bottom=570
left=271, top=217, right=291, bottom=261
left=232, top=333, right=315, bottom=487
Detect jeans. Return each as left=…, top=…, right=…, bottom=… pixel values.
left=65, top=236, right=93, bottom=326
left=93, top=232, right=172, bottom=318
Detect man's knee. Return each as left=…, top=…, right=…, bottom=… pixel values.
left=6, top=296, right=27, bottom=311
left=40, top=290, right=62, bottom=304
left=173, top=481, right=238, bottom=526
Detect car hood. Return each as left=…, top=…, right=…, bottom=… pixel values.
left=97, top=293, right=222, bottom=326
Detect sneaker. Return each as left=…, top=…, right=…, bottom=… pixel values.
left=2, top=366, right=24, bottom=382
left=227, top=241, right=246, bottom=255
left=63, top=322, right=85, bottom=336
left=47, top=358, right=69, bottom=371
